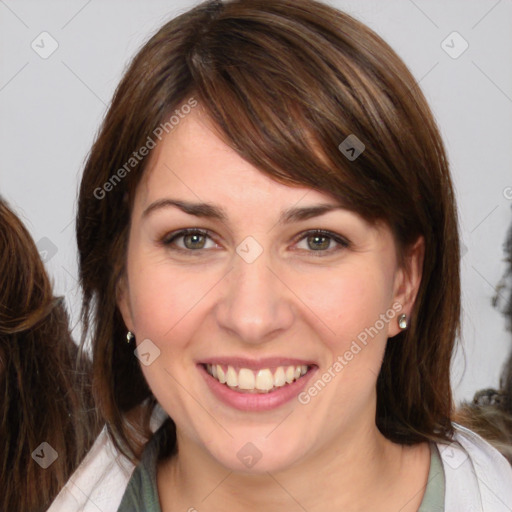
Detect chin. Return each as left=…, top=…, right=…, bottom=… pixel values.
left=203, top=432, right=309, bottom=475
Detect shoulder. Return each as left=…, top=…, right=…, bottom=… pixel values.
left=47, top=405, right=168, bottom=512
left=47, top=425, right=134, bottom=512
left=436, top=422, right=512, bottom=511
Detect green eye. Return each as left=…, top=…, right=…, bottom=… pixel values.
left=162, top=229, right=213, bottom=251
left=295, top=230, right=350, bottom=255
left=162, top=228, right=350, bottom=256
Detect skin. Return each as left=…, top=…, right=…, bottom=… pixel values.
left=117, top=105, right=428, bottom=511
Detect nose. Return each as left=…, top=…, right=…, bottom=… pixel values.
left=214, top=244, right=295, bottom=345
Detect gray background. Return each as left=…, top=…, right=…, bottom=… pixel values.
left=1, top=0, right=511, bottom=404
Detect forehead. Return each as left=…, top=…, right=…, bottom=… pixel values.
left=130, top=107, right=395, bottom=256
left=136, top=107, right=343, bottom=213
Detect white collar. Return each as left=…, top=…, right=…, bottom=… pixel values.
left=48, top=415, right=512, bottom=511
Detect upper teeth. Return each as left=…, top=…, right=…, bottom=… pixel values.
left=206, top=364, right=308, bottom=391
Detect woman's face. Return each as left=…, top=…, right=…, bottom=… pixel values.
left=118, top=106, right=423, bottom=473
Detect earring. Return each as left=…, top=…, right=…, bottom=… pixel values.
left=126, top=331, right=135, bottom=344
left=398, top=314, right=408, bottom=330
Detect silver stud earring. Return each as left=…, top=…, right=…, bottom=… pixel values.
left=398, top=314, right=408, bottom=330
left=126, top=331, right=135, bottom=344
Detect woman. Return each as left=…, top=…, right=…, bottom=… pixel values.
left=49, top=0, right=512, bottom=510
left=0, top=198, right=99, bottom=511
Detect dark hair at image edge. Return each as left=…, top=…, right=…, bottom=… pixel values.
left=454, top=214, right=512, bottom=463
left=76, top=0, right=461, bottom=462
left=0, top=198, right=100, bottom=511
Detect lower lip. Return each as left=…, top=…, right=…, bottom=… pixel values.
left=198, top=364, right=317, bottom=412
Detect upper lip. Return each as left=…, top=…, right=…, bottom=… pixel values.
left=198, top=357, right=317, bottom=370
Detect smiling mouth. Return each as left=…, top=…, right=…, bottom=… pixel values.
left=203, top=363, right=313, bottom=394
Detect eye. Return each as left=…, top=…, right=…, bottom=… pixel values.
left=294, top=229, right=350, bottom=256
left=161, top=228, right=350, bottom=256
left=162, top=229, right=218, bottom=252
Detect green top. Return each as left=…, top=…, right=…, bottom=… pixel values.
left=419, top=443, right=445, bottom=512
left=117, top=424, right=445, bottom=512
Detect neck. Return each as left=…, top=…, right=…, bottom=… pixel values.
left=157, top=416, right=425, bottom=512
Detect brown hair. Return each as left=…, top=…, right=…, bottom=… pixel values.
left=454, top=392, right=512, bottom=464
left=76, top=0, right=460, bottom=462
left=0, top=198, right=100, bottom=511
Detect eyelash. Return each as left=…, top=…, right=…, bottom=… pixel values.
left=161, top=228, right=350, bottom=257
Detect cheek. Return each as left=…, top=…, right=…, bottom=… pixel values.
left=297, top=263, right=395, bottom=407
left=127, top=258, right=206, bottom=421
left=299, top=263, right=394, bottom=347
left=127, top=251, right=206, bottom=341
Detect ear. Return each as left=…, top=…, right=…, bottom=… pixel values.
left=116, top=273, right=135, bottom=333
left=388, top=235, right=425, bottom=338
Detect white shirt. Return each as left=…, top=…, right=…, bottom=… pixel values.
left=48, top=406, right=512, bottom=512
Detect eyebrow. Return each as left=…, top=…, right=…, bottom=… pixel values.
left=142, top=199, right=346, bottom=225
